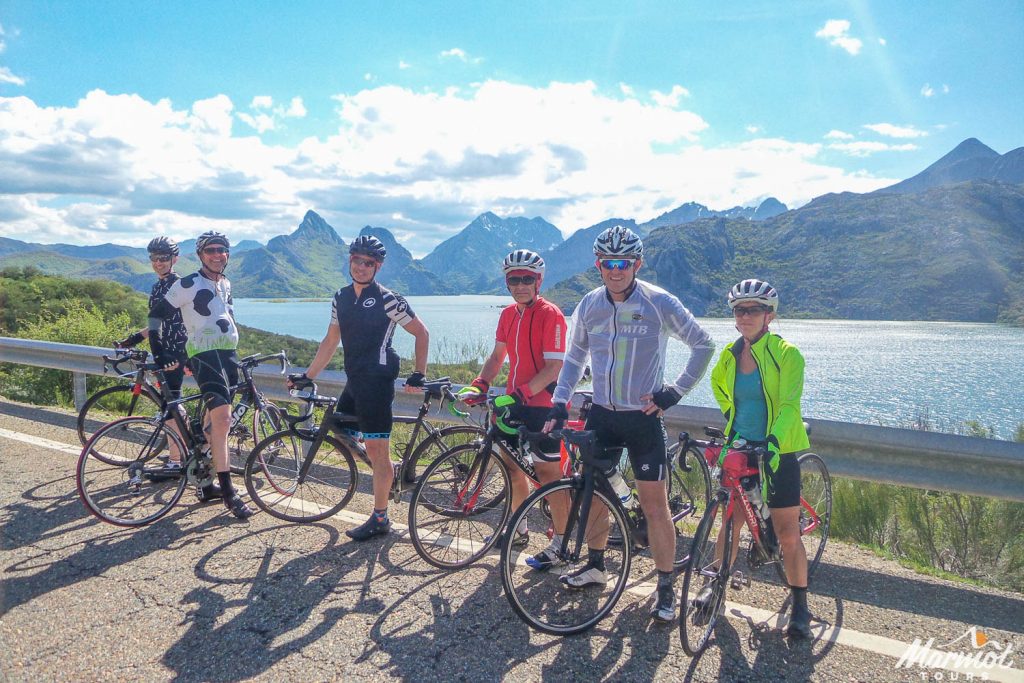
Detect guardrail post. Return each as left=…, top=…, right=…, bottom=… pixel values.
left=73, top=372, right=87, bottom=412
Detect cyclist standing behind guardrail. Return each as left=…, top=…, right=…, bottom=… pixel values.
left=115, top=236, right=190, bottom=474
left=287, top=235, right=430, bottom=542
left=147, top=230, right=254, bottom=519
left=544, top=225, right=715, bottom=624
left=456, top=249, right=569, bottom=563
left=706, top=279, right=813, bottom=639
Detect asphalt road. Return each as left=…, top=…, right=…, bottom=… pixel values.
left=1, top=398, right=1022, bottom=682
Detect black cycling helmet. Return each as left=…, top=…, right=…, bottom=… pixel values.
left=349, top=235, right=387, bottom=262
left=147, top=236, right=180, bottom=257
left=195, top=230, right=230, bottom=252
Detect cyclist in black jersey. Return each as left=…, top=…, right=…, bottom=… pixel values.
left=288, top=234, right=430, bottom=541
left=116, top=236, right=190, bottom=472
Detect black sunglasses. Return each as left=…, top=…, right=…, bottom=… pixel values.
left=350, top=256, right=379, bottom=268
left=149, top=254, right=172, bottom=263
left=201, top=246, right=229, bottom=255
left=506, top=275, right=537, bottom=286
left=733, top=305, right=772, bottom=317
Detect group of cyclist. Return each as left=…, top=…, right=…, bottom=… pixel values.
left=119, top=222, right=813, bottom=639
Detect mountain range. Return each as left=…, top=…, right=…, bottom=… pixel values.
left=1, top=138, right=1021, bottom=324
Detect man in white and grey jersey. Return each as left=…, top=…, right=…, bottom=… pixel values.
left=545, top=225, right=714, bottom=623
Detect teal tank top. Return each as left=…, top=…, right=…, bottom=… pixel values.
left=733, top=366, right=768, bottom=442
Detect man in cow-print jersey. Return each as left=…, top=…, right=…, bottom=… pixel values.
left=148, top=230, right=254, bottom=519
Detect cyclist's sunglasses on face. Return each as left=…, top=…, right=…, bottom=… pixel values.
left=350, top=256, right=379, bottom=268
left=733, top=305, right=772, bottom=317
left=201, top=246, right=229, bottom=255
left=506, top=275, right=537, bottom=286
left=149, top=254, right=172, bottom=263
left=599, top=258, right=636, bottom=271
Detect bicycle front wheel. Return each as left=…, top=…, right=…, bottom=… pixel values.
left=400, top=424, right=486, bottom=485
left=669, top=444, right=713, bottom=568
left=501, top=481, right=632, bottom=636
left=407, top=443, right=511, bottom=569
left=77, top=384, right=164, bottom=455
left=679, top=494, right=733, bottom=656
left=244, top=431, right=357, bottom=523
left=77, top=417, right=188, bottom=527
left=775, top=452, right=832, bottom=585
left=228, top=401, right=285, bottom=474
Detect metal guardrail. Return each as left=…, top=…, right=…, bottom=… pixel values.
left=2, top=336, right=1023, bottom=502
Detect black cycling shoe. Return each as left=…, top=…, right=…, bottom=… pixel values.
left=225, top=493, right=254, bottom=520
left=786, top=605, right=813, bottom=639
left=196, top=482, right=223, bottom=503
left=346, top=514, right=392, bottom=541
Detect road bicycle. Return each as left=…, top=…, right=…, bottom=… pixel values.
left=407, top=392, right=712, bottom=572
left=78, top=347, right=289, bottom=473
left=678, top=426, right=831, bottom=655
left=241, top=375, right=486, bottom=523
left=76, top=362, right=292, bottom=526
left=498, top=425, right=713, bottom=636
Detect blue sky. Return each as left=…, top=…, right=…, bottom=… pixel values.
left=1, top=1, right=1021, bottom=255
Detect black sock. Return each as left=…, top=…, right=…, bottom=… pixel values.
left=790, top=585, right=808, bottom=612
left=657, top=570, right=674, bottom=590
left=217, top=472, right=234, bottom=499
left=588, top=548, right=606, bottom=571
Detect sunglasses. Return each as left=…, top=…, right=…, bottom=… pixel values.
left=149, top=254, right=172, bottom=263
left=733, top=305, right=772, bottom=317
left=506, top=275, right=537, bottom=286
left=201, top=246, right=229, bottom=255
left=350, top=256, right=379, bottom=268
left=599, top=259, right=636, bottom=271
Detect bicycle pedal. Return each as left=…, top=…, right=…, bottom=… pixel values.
left=730, top=570, right=750, bottom=590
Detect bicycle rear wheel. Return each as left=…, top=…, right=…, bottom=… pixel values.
left=244, top=431, right=357, bottom=523
left=77, top=384, right=164, bottom=456
left=407, top=443, right=512, bottom=569
left=399, top=424, right=486, bottom=485
left=501, top=481, right=632, bottom=636
left=227, top=401, right=285, bottom=474
left=775, top=452, right=832, bottom=584
left=77, top=416, right=188, bottom=527
left=669, top=444, right=713, bottom=568
left=679, top=494, right=733, bottom=656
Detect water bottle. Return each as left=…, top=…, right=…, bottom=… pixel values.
left=607, top=470, right=633, bottom=507
left=230, top=401, right=249, bottom=426
left=743, top=476, right=769, bottom=520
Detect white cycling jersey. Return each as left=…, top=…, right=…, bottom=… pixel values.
left=552, top=279, right=715, bottom=410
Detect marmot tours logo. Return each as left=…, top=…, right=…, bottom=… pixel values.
left=895, top=625, right=1018, bottom=681
left=362, top=298, right=376, bottom=308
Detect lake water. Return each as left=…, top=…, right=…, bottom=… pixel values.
left=234, top=295, right=1024, bottom=438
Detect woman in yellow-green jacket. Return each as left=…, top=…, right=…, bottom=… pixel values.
left=708, top=279, right=813, bottom=639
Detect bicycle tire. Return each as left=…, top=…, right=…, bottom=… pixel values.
left=244, top=430, right=358, bottom=523
left=223, top=397, right=285, bottom=474
left=669, top=444, right=713, bottom=568
left=774, top=452, right=832, bottom=585
left=76, top=416, right=188, bottom=527
left=400, top=424, right=486, bottom=485
left=501, top=480, right=632, bottom=636
left=407, top=443, right=512, bottom=569
left=679, top=494, right=733, bottom=656
left=77, top=384, right=165, bottom=457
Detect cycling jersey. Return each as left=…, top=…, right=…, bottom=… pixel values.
left=149, top=274, right=188, bottom=361
left=157, top=271, right=239, bottom=357
left=330, top=281, right=415, bottom=378
left=495, top=297, right=567, bottom=408
left=553, top=279, right=714, bottom=410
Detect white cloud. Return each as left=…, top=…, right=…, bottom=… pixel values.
left=619, top=83, right=635, bottom=97
left=283, top=96, right=306, bottom=118
left=815, top=19, right=863, bottom=55
left=0, top=82, right=896, bottom=253
left=363, top=73, right=373, bottom=81
left=863, top=123, right=927, bottom=138
left=650, top=84, right=690, bottom=108
left=251, top=95, right=273, bottom=109
left=828, top=141, right=918, bottom=157
left=238, top=111, right=275, bottom=133
left=824, top=129, right=854, bottom=140
left=878, top=37, right=886, bottom=46
left=0, top=66, right=25, bottom=86
left=746, top=125, right=762, bottom=134
left=921, top=83, right=935, bottom=98
left=942, top=84, right=950, bottom=94
left=399, top=60, right=411, bottom=70
left=441, top=48, right=467, bottom=61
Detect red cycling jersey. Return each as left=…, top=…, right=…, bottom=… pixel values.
left=495, top=297, right=568, bottom=408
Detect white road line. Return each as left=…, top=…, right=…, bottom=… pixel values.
left=3, top=426, right=1022, bottom=682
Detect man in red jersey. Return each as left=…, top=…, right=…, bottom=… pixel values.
left=458, top=249, right=570, bottom=569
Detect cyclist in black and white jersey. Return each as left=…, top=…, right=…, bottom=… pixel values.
left=148, top=230, right=254, bottom=519
left=289, top=235, right=430, bottom=541
left=545, top=225, right=715, bottom=623
left=116, top=236, right=190, bottom=472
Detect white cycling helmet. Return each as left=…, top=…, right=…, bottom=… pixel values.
left=593, top=225, right=643, bottom=258
left=502, top=249, right=545, bottom=276
left=727, top=279, right=779, bottom=310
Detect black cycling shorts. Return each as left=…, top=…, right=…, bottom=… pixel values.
left=187, top=349, right=239, bottom=410
left=335, top=375, right=396, bottom=439
left=494, top=404, right=561, bottom=462
left=585, top=405, right=668, bottom=482
left=765, top=452, right=801, bottom=509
